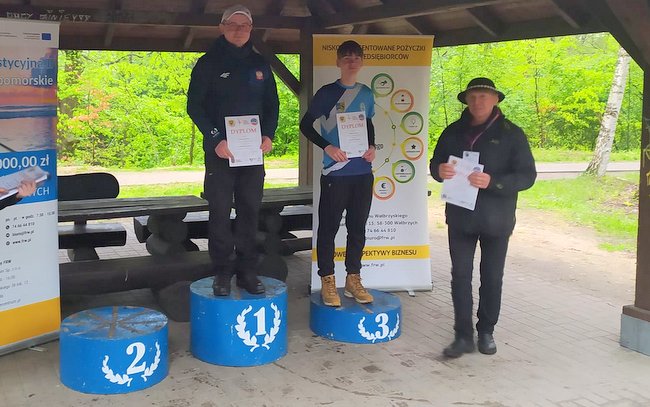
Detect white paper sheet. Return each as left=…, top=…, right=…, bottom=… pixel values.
left=224, top=115, right=263, bottom=167
left=440, top=155, right=483, bottom=211
left=336, top=111, right=369, bottom=158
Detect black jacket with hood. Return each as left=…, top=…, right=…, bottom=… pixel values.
left=187, top=36, right=279, bottom=167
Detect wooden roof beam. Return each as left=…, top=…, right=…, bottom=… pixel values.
left=591, top=0, right=650, bottom=69
left=183, top=26, right=195, bottom=50
left=466, top=6, right=503, bottom=37
left=103, top=24, right=115, bottom=47
left=251, top=32, right=301, bottom=97
left=548, top=0, right=583, bottom=29
left=0, top=5, right=307, bottom=29
left=433, top=15, right=604, bottom=47
left=103, top=0, right=122, bottom=48
left=260, top=0, right=289, bottom=42
left=380, top=0, right=436, bottom=35
left=351, top=24, right=369, bottom=35
left=190, top=0, right=208, bottom=14
left=318, top=0, right=502, bottom=29
left=184, top=0, right=209, bottom=49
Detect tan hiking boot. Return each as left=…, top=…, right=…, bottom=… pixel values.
left=344, top=274, right=373, bottom=303
left=320, top=275, right=341, bottom=307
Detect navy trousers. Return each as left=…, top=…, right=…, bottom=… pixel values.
left=204, top=159, right=264, bottom=277
left=316, top=173, right=373, bottom=277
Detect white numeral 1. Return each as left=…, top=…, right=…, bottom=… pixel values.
left=253, top=307, right=267, bottom=335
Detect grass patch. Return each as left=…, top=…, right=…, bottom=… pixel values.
left=530, top=148, right=639, bottom=162
left=518, top=173, right=638, bottom=252
left=427, top=174, right=639, bottom=253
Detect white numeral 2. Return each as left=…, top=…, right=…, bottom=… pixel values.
left=125, top=342, right=146, bottom=375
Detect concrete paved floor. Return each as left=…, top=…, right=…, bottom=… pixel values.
left=1, top=206, right=649, bottom=407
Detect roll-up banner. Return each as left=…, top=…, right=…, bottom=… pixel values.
left=0, top=19, right=60, bottom=355
left=311, top=35, right=434, bottom=292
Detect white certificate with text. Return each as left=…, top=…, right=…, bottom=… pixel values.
left=440, top=155, right=484, bottom=211
left=336, top=111, right=369, bottom=158
left=225, top=115, right=263, bottom=167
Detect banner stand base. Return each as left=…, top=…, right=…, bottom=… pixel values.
left=0, top=331, right=58, bottom=357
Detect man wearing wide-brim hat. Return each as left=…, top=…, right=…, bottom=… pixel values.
left=430, top=77, right=537, bottom=358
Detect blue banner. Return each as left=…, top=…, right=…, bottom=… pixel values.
left=0, top=18, right=60, bottom=356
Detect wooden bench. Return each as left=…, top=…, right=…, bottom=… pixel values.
left=58, top=173, right=127, bottom=261
left=133, top=205, right=313, bottom=254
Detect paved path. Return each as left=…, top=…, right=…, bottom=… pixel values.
left=3, top=202, right=647, bottom=406
left=110, top=161, right=640, bottom=185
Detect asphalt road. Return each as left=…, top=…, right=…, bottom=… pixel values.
left=108, top=161, right=640, bottom=185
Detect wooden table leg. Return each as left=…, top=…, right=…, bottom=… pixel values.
left=145, top=213, right=190, bottom=256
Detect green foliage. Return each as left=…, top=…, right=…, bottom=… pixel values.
left=58, top=34, right=643, bottom=169
left=518, top=173, right=638, bottom=252
left=429, top=34, right=643, bottom=152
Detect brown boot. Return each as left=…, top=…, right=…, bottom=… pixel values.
left=320, top=275, right=341, bottom=307
left=344, top=274, right=373, bottom=304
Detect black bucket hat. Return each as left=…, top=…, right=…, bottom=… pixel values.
left=457, top=77, right=505, bottom=104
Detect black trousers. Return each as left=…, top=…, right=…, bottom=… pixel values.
left=317, top=173, right=373, bottom=277
left=448, top=226, right=510, bottom=338
left=204, top=160, right=264, bottom=277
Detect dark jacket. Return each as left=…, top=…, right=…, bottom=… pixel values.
left=186, top=36, right=279, bottom=166
left=0, top=194, right=20, bottom=211
left=430, top=108, right=536, bottom=236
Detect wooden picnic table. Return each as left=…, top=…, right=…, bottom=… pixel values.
left=58, top=186, right=313, bottom=223
left=58, top=195, right=209, bottom=223
left=58, top=186, right=313, bottom=321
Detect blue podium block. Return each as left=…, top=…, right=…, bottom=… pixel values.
left=310, top=289, right=401, bottom=344
left=60, top=306, right=168, bottom=394
left=190, top=276, right=287, bottom=366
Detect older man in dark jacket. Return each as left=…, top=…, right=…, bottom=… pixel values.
left=430, top=77, right=536, bottom=358
left=187, top=4, right=279, bottom=296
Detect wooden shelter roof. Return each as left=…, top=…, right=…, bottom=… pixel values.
left=1, top=1, right=649, bottom=68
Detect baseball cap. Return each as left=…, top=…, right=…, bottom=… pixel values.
left=221, top=4, right=253, bottom=24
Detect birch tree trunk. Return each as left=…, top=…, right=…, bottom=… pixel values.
left=585, top=47, right=631, bottom=176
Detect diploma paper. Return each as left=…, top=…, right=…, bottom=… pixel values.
left=336, top=111, right=369, bottom=158
left=225, top=115, right=263, bottom=167
left=440, top=155, right=483, bottom=211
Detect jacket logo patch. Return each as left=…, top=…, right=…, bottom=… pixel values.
left=220, top=72, right=230, bottom=78
left=256, top=70, right=264, bottom=80
left=490, top=139, right=500, bottom=144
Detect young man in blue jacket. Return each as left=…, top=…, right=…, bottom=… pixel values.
left=430, top=77, right=536, bottom=357
left=187, top=4, right=279, bottom=296
left=299, top=40, right=376, bottom=307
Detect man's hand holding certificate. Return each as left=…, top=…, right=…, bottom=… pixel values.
left=336, top=111, right=368, bottom=158
left=440, top=155, right=484, bottom=211
left=224, top=115, right=263, bottom=167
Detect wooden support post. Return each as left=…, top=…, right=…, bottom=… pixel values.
left=621, top=69, right=650, bottom=355
left=298, top=28, right=314, bottom=186
left=632, top=69, right=650, bottom=313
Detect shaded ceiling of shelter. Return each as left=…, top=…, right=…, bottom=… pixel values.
left=0, top=0, right=649, bottom=68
